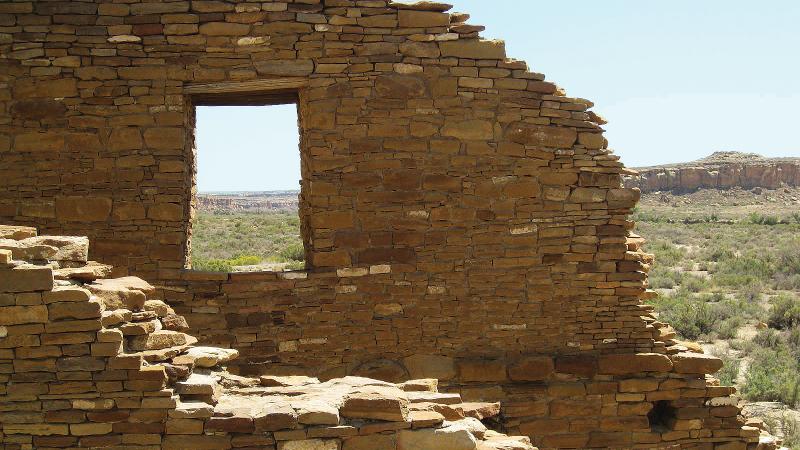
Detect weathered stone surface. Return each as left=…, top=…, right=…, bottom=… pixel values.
left=23, top=235, right=89, bottom=262
left=505, top=123, right=578, bottom=148
left=0, top=248, right=11, bottom=265
left=254, top=404, right=298, bottom=432
left=440, top=39, right=506, bottom=59
left=375, top=74, right=428, bottom=99
left=398, top=422, right=478, bottom=450
left=54, top=262, right=113, bottom=282
left=398, top=10, right=450, bottom=28
left=508, top=357, right=554, bottom=381
left=180, top=346, right=239, bottom=368
left=598, top=353, right=674, bottom=375
left=279, top=440, right=339, bottom=450
left=670, top=352, right=724, bottom=374
left=129, top=330, right=196, bottom=351
left=442, top=120, right=494, bottom=141
left=0, top=225, right=37, bottom=240
left=0, top=238, right=58, bottom=260
left=0, top=264, right=53, bottom=292
left=55, top=197, right=112, bottom=222
left=255, top=60, right=314, bottom=76
left=0, top=304, right=48, bottom=325
left=404, top=355, right=456, bottom=381
left=295, top=399, right=340, bottom=425
left=86, top=276, right=154, bottom=310
left=340, top=386, right=409, bottom=421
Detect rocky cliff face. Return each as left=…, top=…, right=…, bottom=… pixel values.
left=624, top=152, right=800, bottom=193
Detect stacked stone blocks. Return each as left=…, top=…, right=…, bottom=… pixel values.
left=1, top=225, right=540, bottom=450
left=0, top=0, right=777, bottom=448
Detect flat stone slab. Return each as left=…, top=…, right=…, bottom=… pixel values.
left=86, top=276, right=155, bottom=310
left=0, top=263, right=53, bottom=293
left=0, top=238, right=58, bottom=260
left=178, top=347, right=239, bottom=368
left=23, top=235, right=88, bottom=262
left=407, top=391, right=462, bottom=405
left=128, top=330, right=196, bottom=351
left=54, top=262, right=113, bottom=282
left=0, top=225, right=37, bottom=240
left=176, top=372, right=218, bottom=396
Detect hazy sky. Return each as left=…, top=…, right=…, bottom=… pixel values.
left=197, top=0, right=800, bottom=192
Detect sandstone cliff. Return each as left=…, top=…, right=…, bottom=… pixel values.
left=624, top=152, right=800, bottom=193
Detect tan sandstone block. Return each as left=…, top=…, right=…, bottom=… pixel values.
left=143, top=128, right=184, bottom=150
left=0, top=265, right=53, bottom=293
left=55, top=196, right=112, bottom=222
left=670, top=352, right=724, bottom=375
left=147, top=203, right=183, bottom=221
left=508, top=357, right=554, bottom=381
left=199, top=22, right=250, bottom=36
left=440, top=39, right=506, bottom=59
left=505, top=122, right=577, bottom=148
left=398, top=10, right=450, bottom=28
left=404, top=355, right=456, bottom=381
left=598, top=353, right=673, bottom=375
left=70, top=423, right=113, bottom=436
left=0, top=249, right=11, bottom=264
left=14, top=132, right=64, bottom=152
left=279, top=440, right=338, bottom=450
left=0, top=304, right=47, bottom=325
left=441, top=119, right=494, bottom=141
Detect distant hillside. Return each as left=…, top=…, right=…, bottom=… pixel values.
left=197, top=192, right=299, bottom=213
left=624, top=152, right=800, bottom=193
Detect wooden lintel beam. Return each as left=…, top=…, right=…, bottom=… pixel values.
left=184, top=78, right=308, bottom=95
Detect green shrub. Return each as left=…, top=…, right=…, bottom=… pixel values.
left=278, top=242, right=305, bottom=262
left=283, top=260, right=306, bottom=271
left=191, top=254, right=262, bottom=272
left=713, top=354, right=740, bottom=386
left=768, top=294, right=800, bottom=330
left=650, top=241, right=686, bottom=267
left=753, top=328, right=783, bottom=349
left=748, top=212, right=780, bottom=225
left=682, top=274, right=710, bottom=293
left=788, top=327, right=800, bottom=351
left=653, top=294, right=725, bottom=341
left=782, top=415, right=800, bottom=449
left=742, top=347, right=800, bottom=407
left=714, top=255, right=774, bottom=288
left=778, top=245, right=800, bottom=276
left=716, top=317, right=744, bottom=340
left=192, top=258, right=234, bottom=273
left=649, top=269, right=683, bottom=289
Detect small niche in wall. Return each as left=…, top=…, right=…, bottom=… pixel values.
left=189, top=94, right=305, bottom=273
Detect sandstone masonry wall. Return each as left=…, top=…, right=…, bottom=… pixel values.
left=0, top=1, right=768, bottom=448
left=1, top=225, right=540, bottom=450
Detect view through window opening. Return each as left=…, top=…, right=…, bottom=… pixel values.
left=190, top=95, right=304, bottom=273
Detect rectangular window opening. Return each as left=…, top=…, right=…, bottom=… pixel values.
left=189, top=94, right=305, bottom=273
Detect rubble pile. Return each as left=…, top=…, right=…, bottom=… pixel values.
left=0, top=225, right=535, bottom=449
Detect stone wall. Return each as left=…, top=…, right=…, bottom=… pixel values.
left=0, top=1, right=769, bottom=448
left=1, top=225, right=540, bottom=450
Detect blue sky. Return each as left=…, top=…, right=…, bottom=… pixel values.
left=197, top=1, right=800, bottom=192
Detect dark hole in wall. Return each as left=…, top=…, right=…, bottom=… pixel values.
left=648, top=400, right=677, bottom=432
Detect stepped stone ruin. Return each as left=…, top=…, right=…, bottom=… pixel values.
left=1, top=225, right=537, bottom=450
left=0, top=1, right=783, bottom=449
left=624, top=152, right=800, bottom=194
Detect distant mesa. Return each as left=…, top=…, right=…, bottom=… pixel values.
left=197, top=191, right=299, bottom=213
left=624, top=151, right=800, bottom=193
